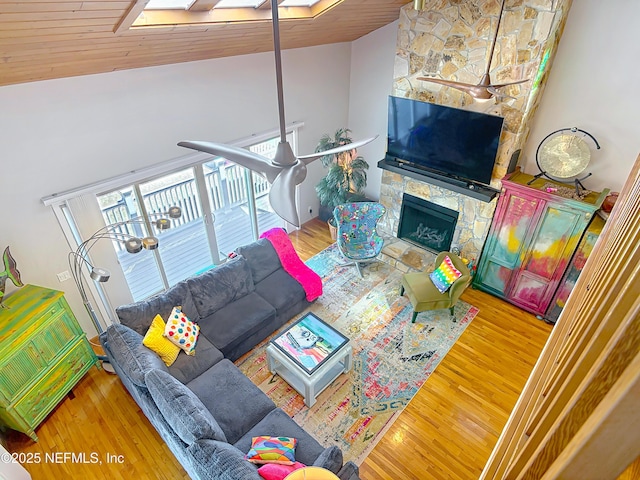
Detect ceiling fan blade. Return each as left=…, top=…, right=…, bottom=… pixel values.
left=269, top=163, right=307, bottom=227
left=487, top=86, right=515, bottom=100
left=489, top=78, right=530, bottom=89
left=178, top=141, right=280, bottom=183
left=297, top=135, right=379, bottom=163
left=417, top=77, right=493, bottom=100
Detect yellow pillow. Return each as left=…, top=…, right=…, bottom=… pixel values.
left=143, top=315, right=180, bottom=366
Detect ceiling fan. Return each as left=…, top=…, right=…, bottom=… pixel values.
left=417, top=0, right=528, bottom=100
left=179, top=0, right=376, bottom=227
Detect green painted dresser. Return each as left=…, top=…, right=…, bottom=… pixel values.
left=0, top=284, right=98, bottom=441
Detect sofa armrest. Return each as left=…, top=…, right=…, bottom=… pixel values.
left=188, top=439, right=262, bottom=480
left=312, top=445, right=343, bottom=473
left=337, top=461, right=361, bottom=480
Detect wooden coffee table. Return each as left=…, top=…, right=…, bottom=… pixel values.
left=266, top=312, right=352, bottom=407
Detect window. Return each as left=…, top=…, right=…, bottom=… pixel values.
left=94, top=137, right=286, bottom=302
left=145, top=0, right=196, bottom=9
left=44, top=126, right=300, bottom=316
left=125, top=0, right=339, bottom=31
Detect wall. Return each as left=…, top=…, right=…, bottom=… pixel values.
left=521, top=0, right=640, bottom=193
left=347, top=20, right=399, bottom=201
left=0, top=43, right=352, bottom=335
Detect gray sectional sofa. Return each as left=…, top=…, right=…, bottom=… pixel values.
left=100, top=239, right=360, bottom=480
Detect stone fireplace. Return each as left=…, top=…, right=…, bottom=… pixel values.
left=398, top=193, right=458, bottom=253
left=376, top=1, right=570, bottom=271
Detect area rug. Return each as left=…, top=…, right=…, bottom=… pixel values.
left=235, top=244, right=478, bottom=465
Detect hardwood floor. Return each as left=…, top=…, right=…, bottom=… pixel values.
left=4, top=218, right=552, bottom=479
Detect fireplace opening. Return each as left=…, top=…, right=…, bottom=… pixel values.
left=397, top=193, right=459, bottom=253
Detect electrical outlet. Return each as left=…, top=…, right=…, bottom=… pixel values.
left=308, top=206, right=313, bottom=215
left=57, top=270, right=72, bottom=282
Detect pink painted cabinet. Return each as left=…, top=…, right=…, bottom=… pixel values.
left=473, top=171, right=608, bottom=317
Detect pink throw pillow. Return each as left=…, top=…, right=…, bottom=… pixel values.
left=257, top=461, right=306, bottom=480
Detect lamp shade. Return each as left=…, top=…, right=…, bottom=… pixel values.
left=284, top=467, right=340, bottom=480
left=89, top=267, right=111, bottom=282
left=155, top=218, right=171, bottom=230
left=167, top=206, right=182, bottom=218
left=124, top=237, right=143, bottom=253
left=142, top=236, right=159, bottom=250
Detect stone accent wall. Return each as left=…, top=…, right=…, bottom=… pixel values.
left=378, top=0, right=572, bottom=264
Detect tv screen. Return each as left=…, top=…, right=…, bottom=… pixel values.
left=386, top=96, right=504, bottom=186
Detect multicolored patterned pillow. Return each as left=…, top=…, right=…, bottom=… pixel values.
left=163, top=306, right=199, bottom=355
left=429, top=255, right=462, bottom=293
left=245, top=436, right=297, bottom=465
left=143, top=314, right=181, bottom=366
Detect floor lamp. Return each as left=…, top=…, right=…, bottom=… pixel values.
left=68, top=206, right=182, bottom=371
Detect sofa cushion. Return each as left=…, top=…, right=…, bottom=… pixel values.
left=167, top=335, right=224, bottom=385
left=187, top=359, right=276, bottom=445
left=312, top=446, right=344, bottom=474
left=106, top=323, right=168, bottom=387
left=234, top=408, right=327, bottom=468
left=254, top=269, right=306, bottom=316
left=235, top=239, right=282, bottom=283
left=188, top=439, right=261, bottom=480
left=198, top=292, right=276, bottom=361
left=187, top=256, right=255, bottom=318
left=145, top=369, right=227, bottom=445
left=116, top=281, right=199, bottom=336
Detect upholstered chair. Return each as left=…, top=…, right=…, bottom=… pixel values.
left=400, top=251, right=471, bottom=323
left=333, top=202, right=386, bottom=278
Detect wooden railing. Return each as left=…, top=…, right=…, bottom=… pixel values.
left=101, top=164, right=270, bottom=250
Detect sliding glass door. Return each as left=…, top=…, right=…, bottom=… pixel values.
left=94, top=136, right=285, bottom=302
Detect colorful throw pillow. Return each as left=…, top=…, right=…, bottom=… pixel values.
left=245, top=436, right=297, bottom=465
left=163, top=306, right=199, bottom=356
left=257, top=461, right=306, bottom=480
left=429, top=255, right=462, bottom=293
left=143, top=314, right=181, bottom=366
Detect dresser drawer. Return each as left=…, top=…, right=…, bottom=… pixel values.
left=14, top=339, right=95, bottom=427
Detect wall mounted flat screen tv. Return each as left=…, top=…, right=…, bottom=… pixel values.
left=386, top=96, right=504, bottom=186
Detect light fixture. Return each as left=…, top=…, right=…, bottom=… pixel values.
left=413, top=0, right=425, bottom=10
left=178, top=0, right=376, bottom=227
left=69, top=206, right=182, bottom=337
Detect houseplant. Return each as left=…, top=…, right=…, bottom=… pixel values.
left=315, top=128, right=369, bottom=237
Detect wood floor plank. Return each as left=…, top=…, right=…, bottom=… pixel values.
left=2, top=218, right=552, bottom=480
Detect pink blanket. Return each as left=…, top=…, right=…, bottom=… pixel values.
left=260, top=228, right=323, bottom=302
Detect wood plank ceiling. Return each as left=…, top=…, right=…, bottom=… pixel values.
left=0, top=0, right=408, bottom=88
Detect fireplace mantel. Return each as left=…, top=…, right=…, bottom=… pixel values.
left=378, top=159, right=499, bottom=202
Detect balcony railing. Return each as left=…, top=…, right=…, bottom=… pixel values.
left=101, top=164, right=272, bottom=251
left=98, top=163, right=281, bottom=301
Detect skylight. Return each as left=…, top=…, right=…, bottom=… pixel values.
left=214, top=0, right=265, bottom=8
left=129, top=0, right=338, bottom=31
left=145, top=0, right=195, bottom=9
left=279, top=0, right=321, bottom=6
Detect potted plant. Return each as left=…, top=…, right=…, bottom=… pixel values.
left=315, top=128, right=369, bottom=239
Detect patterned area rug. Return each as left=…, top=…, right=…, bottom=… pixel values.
left=235, top=244, right=478, bottom=465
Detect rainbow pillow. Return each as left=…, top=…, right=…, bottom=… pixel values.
left=429, top=255, right=462, bottom=293
left=163, top=306, right=199, bottom=355
left=245, top=436, right=297, bottom=465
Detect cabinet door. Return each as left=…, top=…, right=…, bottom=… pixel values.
left=508, top=204, right=590, bottom=315
left=474, top=190, right=541, bottom=297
